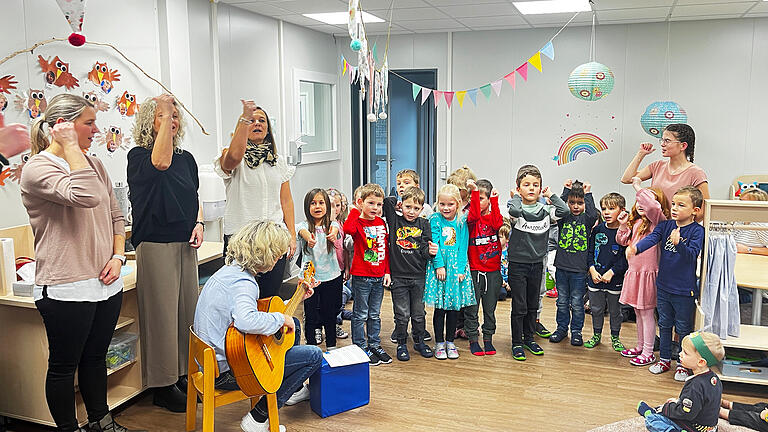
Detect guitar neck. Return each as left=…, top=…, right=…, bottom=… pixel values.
left=283, top=281, right=308, bottom=317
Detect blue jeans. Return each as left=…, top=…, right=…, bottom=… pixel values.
left=351, top=276, right=384, bottom=350
left=657, top=289, right=695, bottom=361
left=645, top=413, right=684, bottom=432
left=554, top=269, right=587, bottom=335
left=337, top=283, right=353, bottom=324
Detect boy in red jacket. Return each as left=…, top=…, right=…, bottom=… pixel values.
left=464, top=179, right=504, bottom=356
left=343, top=183, right=392, bottom=365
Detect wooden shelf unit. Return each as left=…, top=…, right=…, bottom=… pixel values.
left=698, top=199, right=768, bottom=387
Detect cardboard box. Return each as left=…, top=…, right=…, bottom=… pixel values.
left=309, top=345, right=370, bottom=418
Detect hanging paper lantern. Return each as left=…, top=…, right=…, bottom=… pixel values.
left=568, top=62, right=615, bottom=101
left=640, top=101, right=687, bottom=138
left=350, top=39, right=362, bottom=51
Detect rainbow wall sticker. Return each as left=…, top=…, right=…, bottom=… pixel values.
left=553, top=132, right=608, bottom=166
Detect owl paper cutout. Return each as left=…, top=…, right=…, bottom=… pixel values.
left=97, top=125, right=131, bottom=153
left=116, top=91, right=138, bottom=117
left=15, top=89, right=47, bottom=119
left=735, top=181, right=758, bottom=197
left=38, top=55, right=79, bottom=89
left=83, top=91, right=110, bottom=112
left=87, top=62, right=120, bottom=94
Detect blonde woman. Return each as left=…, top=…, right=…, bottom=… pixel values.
left=20, top=94, right=143, bottom=432
left=127, top=94, right=204, bottom=412
left=736, top=188, right=768, bottom=256
left=214, top=100, right=296, bottom=299
left=193, top=220, right=322, bottom=432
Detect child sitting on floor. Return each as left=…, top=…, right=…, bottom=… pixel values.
left=720, top=398, right=768, bottom=431
left=637, top=331, right=725, bottom=432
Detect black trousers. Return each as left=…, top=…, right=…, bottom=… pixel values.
left=35, top=289, right=123, bottom=431
left=433, top=309, right=458, bottom=343
left=508, top=261, right=543, bottom=346
left=224, top=234, right=287, bottom=299
left=303, top=276, right=343, bottom=348
left=730, top=402, right=768, bottom=432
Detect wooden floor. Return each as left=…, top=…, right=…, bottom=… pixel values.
left=8, top=294, right=765, bottom=432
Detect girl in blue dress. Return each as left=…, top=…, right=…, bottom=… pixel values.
left=424, top=184, right=476, bottom=360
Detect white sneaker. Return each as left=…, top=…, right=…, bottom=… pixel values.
left=674, top=365, right=691, bottom=382
left=240, top=413, right=285, bottom=432
left=284, top=383, right=310, bottom=406
left=446, top=342, right=459, bottom=359
left=434, top=342, right=447, bottom=360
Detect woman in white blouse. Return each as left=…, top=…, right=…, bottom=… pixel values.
left=215, top=100, right=296, bottom=299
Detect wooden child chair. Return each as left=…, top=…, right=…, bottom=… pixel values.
left=186, top=327, right=280, bottom=432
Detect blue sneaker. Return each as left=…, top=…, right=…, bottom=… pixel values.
left=524, top=341, right=544, bottom=355
left=512, top=345, right=526, bottom=361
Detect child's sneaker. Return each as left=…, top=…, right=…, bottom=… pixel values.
left=674, top=364, right=691, bottom=382
left=396, top=344, right=410, bottom=362
left=483, top=340, right=496, bottom=355
left=649, top=359, right=671, bottom=374
left=366, top=349, right=381, bottom=366
left=371, top=346, right=392, bottom=364
left=414, top=343, right=434, bottom=358
left=454, top=328, right=468, bottom=340
left=336, top=324, right=349, bottom=339
left=549, top=330, right=566, bottom=343
left=545, top=287, right=558, bottom=298
left=434, top=342, right=447, bottom=360
left=524, top=341, right=544, bottom=356
left=637, top=401, right=654, bottom=418
left=630, top=353, right=656, bottom=366
left=423, top=330, right=432, bottom=342
left=390, top=330, right=398, bottom=344
left=584, top=333, right=601, bottom=348
left=512, top=345, right=526, bottom=361
left=446, top=342, right=459, bottom=359
left=621, top=347, right=642, bottom=358
left=469, top=341, right=484, bottom=356
left=535, top=321, right=552, bottom=338
left=611, top=335, right=625, bottom=352
left=314, top=328, right=323, bottom=344
left=240, top=413, right=286, bottom=432
left=570, top=333, right=583, bottom=346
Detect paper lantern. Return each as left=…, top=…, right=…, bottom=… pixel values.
left=640, top=101, right=687, bottom=138
left=568, top=62, right=615, bottom=101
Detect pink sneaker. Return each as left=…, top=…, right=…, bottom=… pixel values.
left=630, top=353, right=656, bottom=366
left=649, top=359, right=671, bottom=374
left=621, top=347, right=642, bottom=358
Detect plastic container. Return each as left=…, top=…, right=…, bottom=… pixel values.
left=198, top=164, right=226, bottom=221
left=106, top=332, right=138, bottom=369
left=721, top=361, right=768, bottom=380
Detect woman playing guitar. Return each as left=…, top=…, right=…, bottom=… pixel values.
left=193, top=220, right=323, bottom=432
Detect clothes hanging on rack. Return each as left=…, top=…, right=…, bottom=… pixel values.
left=703, top=233, right=740, bottom=339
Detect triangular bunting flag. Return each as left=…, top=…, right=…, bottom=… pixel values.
left=504, top=72, right=516, bottom=90
left=540, top=41, right=555, bottom=61
left=479, top=84, right=492, bottom=100
left=421, top=88, right=432, bottom=105
left=433, top=90, right=442, bottom=108
left=516, top=63, right=528, bottom=81
left=491, top=79, right=503, bottom=97
left=528, top=52, right=542, bottom=72
left=343, top=59, right=348, bottom=76
left=444, top=92, right=454, bottom=109
left=56, top=0, right=87, bottom=33
left=412, top=83, right=421, bottom=101
left=456, top=91, right=467, bottom=107
left=372, top=42, right=378, bottom=63
left=467, top=88, right=478, bottom=106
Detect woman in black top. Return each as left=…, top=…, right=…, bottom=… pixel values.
left=127, top=94, right=204, bottom=412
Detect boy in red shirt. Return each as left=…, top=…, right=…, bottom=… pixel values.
left=343, top=183, right=392, bottom=365
left=464, top=179, right=504, bottom=356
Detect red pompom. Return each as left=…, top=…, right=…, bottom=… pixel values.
left=68, top=32, right=86, bottom=47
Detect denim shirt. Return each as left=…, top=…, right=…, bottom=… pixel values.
left=193, top=263, right=285, bottom=373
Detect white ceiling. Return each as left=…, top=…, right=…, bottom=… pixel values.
left=220, top=0, right=768, bottom=35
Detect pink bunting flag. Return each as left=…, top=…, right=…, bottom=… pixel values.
left=516, top=63, right=528, bottom=81
left=420, top=88, right=432, bottom=105
left=504, top=72, right=516, bottom=90
left=444, top=91, right=454, bottom=109
left=491, top=79, right=503, bottom=97
left=433, top=90, right=442, bottom=108
left=56, top=0, right=87, bottom=33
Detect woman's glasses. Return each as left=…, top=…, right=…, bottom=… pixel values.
left=659, top=138, right=681, bottom=145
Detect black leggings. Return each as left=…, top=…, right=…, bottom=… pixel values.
left=303, top=276, right=343, bottom=348
left=35, top=289, right=123, bottom=431
left=433, top=309, right=458, bottom=343
left=224, top=234, right=287, bottom=299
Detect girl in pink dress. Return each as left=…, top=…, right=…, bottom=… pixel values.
left=616, top=178, right=670, bottom=366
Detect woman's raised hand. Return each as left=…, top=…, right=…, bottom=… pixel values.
left=154, top=94, right=175, bottom=115
left=50, top=122, right=79, bottom=149
left=241, top=99, right=257, bottom=119
left=638, top=142, right=655, bottom=156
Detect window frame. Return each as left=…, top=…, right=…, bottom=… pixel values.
left=292, top=68, right=339, bottom=164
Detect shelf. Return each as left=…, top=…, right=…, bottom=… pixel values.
left=107, top=359, right=136, bottom=377
left=106, top=385, right=143, bottom=411
left=114, top=316, right=135, bottom=331
left=713, top=365, right=768, bottom=386
left=720, top=325, right=768, bottom=351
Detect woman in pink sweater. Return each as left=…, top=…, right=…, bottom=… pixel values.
left=20, top=94, right=143, bottom=432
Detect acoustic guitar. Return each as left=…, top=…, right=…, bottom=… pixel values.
left=225, top=261, right=319, bottom=396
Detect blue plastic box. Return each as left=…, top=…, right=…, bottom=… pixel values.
left=309, top=357, right=370, bottom=417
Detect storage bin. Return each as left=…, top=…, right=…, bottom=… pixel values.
left=106, top=332, right=138, bottom=369
left=721, top=361, right=768, bottom=380
left=309, top=347, right=370, bottom=418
